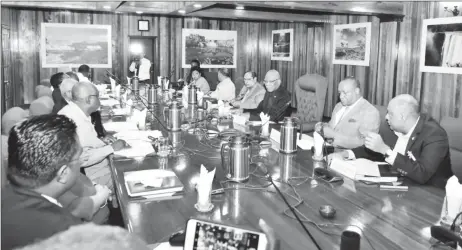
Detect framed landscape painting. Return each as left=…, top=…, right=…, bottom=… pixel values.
left=182, top=28, right=237, bottom=68
left=333, top=22, right=371, bottom=66
left=271, top=28, right=293, bottom=61
left=420, top=16, right=462, bottom=74
left=41, top=23, right=112, bottom=68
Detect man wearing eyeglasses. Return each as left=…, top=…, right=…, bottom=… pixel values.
left=316, top=77, right=380, bottom=149
left=230, top=71, right=266, bottom=109
left=58, top=82, right=129, bottom=190
left=243, top=69, right=291, bottom=122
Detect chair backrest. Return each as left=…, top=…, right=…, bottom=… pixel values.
left=440, top=116, right=462, bottom=177
left=29, top=96, right=54, bottom=116
left=373, top=104, right=389, bottom=134
left=294, top=74, right=328, bottom=123
left=203, top=72, right=219, bottom=91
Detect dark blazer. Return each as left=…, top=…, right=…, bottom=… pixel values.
left=1, top=185, right=82, bottom=250
left=52, top=88, right=68, bottom=114
left=244, top=85, right=291, bottom=122
left=352, top=114, right=452, bottom=188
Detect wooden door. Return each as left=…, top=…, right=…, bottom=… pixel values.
left=1, top=24, right=13, bottom=114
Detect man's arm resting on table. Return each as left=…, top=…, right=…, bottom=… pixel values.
left=388, top=138, right=449, bottom=184
left=80, top=145, right=114, bottom=168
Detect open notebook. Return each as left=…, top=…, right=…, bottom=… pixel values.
left=124, top=169, right=184, bottom=197
left=330, top=158, right=399, bottom=182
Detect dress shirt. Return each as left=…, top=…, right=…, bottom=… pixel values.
left=209, top=77, right=236, bottom=101
left=347, top=116, right=420, bottom=163
left=334, top=97, right=362, bottom=127
left=41, top=194, right=63, bottom=208
left=192, top=76, right=210, bottom=93
left=76, top=72, right=91, bottom=83
left=58, top=102, right=114, bottom=189
left=129, top=58, right=151, bottom=81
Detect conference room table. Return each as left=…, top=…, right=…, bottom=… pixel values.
left=102, top=100, right=446, bottom=250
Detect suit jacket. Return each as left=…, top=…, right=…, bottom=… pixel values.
left=244, top=85, right=291, bottom=122
left=328, top=98, right=380, bottom=149
left=352, top=114, right=452, bottom=188
left=237, top=83, right=266, bottom=109
left=1, top=185, right=82, bottom=250
left=52, top=88, right=68, bottom=114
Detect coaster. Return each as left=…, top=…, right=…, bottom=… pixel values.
left=194, top=203, right=214, bottom=213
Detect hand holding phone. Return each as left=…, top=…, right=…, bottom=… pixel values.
left=184, top=219, right=268, bottom=250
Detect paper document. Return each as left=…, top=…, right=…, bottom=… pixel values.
left=152, top=242, right=182, bottom=250
left=114, top=140, right=154, bottom=158
left=232, top=114, right=248, bottom=126
left=100, top=99, right=120, bottom=107
left=329, top=158, right=380, bottom=180
left=114, top=130, right=162, bottom=141
left=104, top=122, right=139, bottom=132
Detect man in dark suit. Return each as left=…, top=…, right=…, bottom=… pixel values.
left=243, top=69, right=291, bottom=122
left=1, top=114, right=84, bottom=249
left=332, top=94, right=452, bottom=188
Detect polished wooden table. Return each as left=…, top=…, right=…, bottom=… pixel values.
left=105, top=104, right=445, bottom=250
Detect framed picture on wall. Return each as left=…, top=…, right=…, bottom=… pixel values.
left=271, top=28, right=293, bottom=61
left=41, top=23, right=112, bottom=68
left=333, top=22, right=371, bottom=66
left=138, top=20, right=149, bottom=31
left=420, top=16, right=462, bottom=74
left=182, top=28, right=237, bottom=68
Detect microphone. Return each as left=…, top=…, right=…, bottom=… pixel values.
left=340, top=229, right=361, bottom=250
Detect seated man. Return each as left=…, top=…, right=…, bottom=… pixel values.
left=77, top=64, right=91, bottom=83
left=208, top=68, right=235, bottom=101
left=243, top=69, right=291, bottom=122
left=2, top=115, right=83, bottom=249
left=58, top=82, right=128, bottom=189
left=51, top=72, right=71, bottom=114
left=231, top=71, right=266, bottom=109
left=317, top=77, right=380, bottom=149
left=333, top=94, right=452, bottom=188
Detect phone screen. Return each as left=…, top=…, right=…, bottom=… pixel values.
left=192, top=221, right=261, bottom=250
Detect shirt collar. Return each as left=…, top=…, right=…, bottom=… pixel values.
left=395, top=116, right=420, bottom=138
left=344, top=97, right=362, bottom=109
left=41, top=194, right=63, bottom=208
left=67, top=101, right=92, bottom=122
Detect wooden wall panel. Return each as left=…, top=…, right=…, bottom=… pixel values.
left=2, top=3, right=461, bottom=120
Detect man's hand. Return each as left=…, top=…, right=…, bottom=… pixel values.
left=314, top=122, right=324, bottom=133
left=101, top=135, right=117, bottom=144
left=322, top=126, right=336, bottom=138
left=259, top=219, right=279, bottom=250
left=327, top=151, right=350, bottom=165
left=92, top=184, right=111, bottom=208
left=111, top=139, right=129, bottom=151
left=364, top=132, right=390, bottom=155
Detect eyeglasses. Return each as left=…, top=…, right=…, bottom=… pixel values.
left=263, top=79, right=279, bottom=85
left=244, top=78, right=253, bottom=81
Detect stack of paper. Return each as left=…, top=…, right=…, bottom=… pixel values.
left=100, top=99, right=120, bottom=107
left=114, top=140, right=155, bottom=158
left=329, top=158, right=398, bottom=182
left=269, top=129, right=314, bottom=150
left=104, top=122, right=139, bottom=132
left=124, top=169, right=184, bottom=197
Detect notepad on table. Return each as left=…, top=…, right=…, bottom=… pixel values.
left=330, top=158, right=398, bottom=182
left=114, top=130, right=162, bottom=141
left=104, top=122, right=139, bottom=132
left=114, top=140, right=155, bottom=158
left=100, top=99, right=120, bottom=107
left=124, top=169, right=184, bottom=197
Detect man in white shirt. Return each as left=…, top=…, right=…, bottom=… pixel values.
left=129, top=53, right=152, bottom=96
left=208, top=68, right=235, bottom=101
left=316, top=77, right=380, bottom=149
left=59, top=82, right=128, bottom=189
left=331, top=94, right=452, bottom=188
left=77, top=64, right=91, bottom=83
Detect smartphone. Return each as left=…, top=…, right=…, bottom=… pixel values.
left=184, top=219, right=268, bottom=250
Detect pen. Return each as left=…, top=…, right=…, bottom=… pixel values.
left=379, top=185, right=408, bottom=191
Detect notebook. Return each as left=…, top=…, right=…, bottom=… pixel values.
left=124, top=169, right=184, bottom=197
left=331, top=158, right=399, bottom=182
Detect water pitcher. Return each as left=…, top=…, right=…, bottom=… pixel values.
left=221, top=136, right=251, bottom=182
left=163, top=101, right=183, bottom=131
left=280, top=117, right=302, bottom=154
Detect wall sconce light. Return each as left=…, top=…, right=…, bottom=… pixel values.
left=444, top=5, right=460, bottom=16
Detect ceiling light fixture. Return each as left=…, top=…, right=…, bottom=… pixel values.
left=136, top=11, right=143, bottom=14
left=236, top=6, right=245, bottom=10
left=103, top=5, right=111, bottom=9
left=178, top=10, right=186, bottom=14
left=193, top=4, right=202, bottom=8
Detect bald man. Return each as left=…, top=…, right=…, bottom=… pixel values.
left=243, top=69, right=291, bottom=122
left=58, top=82, right=127, bottom=189
left=333, top=94, right=452, bottom=188
left=317, top=77, right=380, bottom=149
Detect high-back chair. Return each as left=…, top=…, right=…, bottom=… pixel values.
left=294, top=73, right=328, bottom=127
left=440, top=116, right=462, bottom=177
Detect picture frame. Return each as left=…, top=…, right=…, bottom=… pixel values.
left=271, top=28, right=293, bottom=61
left=420, top=16, right=462, bottom=74
left=182, top=28, right=237, bottom=68
left=41, top=23, right=112, bottom=68
left=138, top=20, right=150, bottom=32
left=333, top=22, right=371, bottom=66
